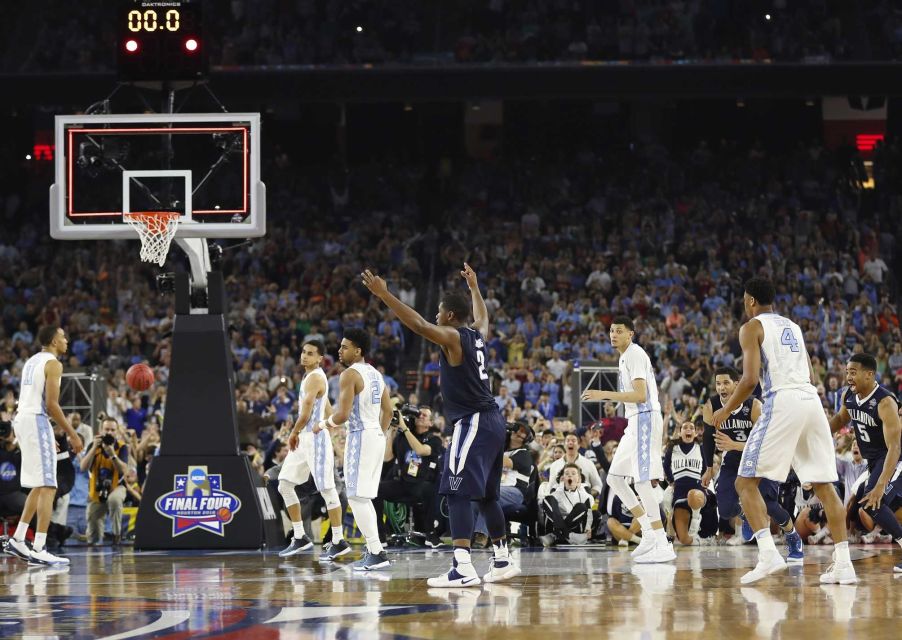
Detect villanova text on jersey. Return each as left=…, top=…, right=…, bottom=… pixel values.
left=439, top=327, right=498, bottom=423
left=843, top=384, right=900, bottom=463
left=710, top=396, right=754, bottom=468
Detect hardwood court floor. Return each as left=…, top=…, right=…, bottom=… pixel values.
left=1, top=543, right=900, bottom=639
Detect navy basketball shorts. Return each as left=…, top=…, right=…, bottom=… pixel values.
left=439, top=409, right=506, bottom=500
left=864, top=454, right=902, bottom=503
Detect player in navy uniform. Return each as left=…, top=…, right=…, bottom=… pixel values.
left=362, top=263, right=519, bottom=587
left=702, top=367, right=802, bottom=559
left=829, top=353, right=902, bottom=573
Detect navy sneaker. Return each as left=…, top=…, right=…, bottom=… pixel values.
left=3, top=538, right=32, bottom=562
left=425, top=535, right=448, bottom=550
left=741, top=517, right=754, bottom=543
left=278, top=535, right=313, bottom=557
left=351, top=550, right=391, bottom=571
left=785, top=530, right=804, bottom=564
left=894, top=561, right=902, bottom=574
left=320, top=539, right=352, bottom=561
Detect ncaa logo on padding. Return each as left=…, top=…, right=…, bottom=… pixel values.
left=0, top=462, right=16, bottom=482
left=155, top=465, right=242, bottom=537
left=449, top=476, right=463, bottom=491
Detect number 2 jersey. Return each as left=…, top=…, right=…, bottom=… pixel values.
left=439, top=327, right=499, bottom=423
left=704, top=396, right=755, bottom=470
left=843, top=383, right=900, bottom=465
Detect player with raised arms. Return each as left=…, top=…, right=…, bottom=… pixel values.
left=713, top=277, right=854, bottom=584
left=362, top=264, right=520, bottom=587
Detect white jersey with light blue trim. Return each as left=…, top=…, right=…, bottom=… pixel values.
left=618, top=343, right=661, bottom=419
left=17, top=352, right=56, bottom=415
left=299, top=368, right=328, bottom=433
left=348, top=362, right=385, bottom=432
left=756, top=312, right=816, bottom=397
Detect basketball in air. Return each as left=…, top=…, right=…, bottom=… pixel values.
left=126, top=363, right=155, bottom=391
left=217, top=507, right=233, bottom=523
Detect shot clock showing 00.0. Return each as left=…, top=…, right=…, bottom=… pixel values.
left=127, top=9, right=181, bottom=32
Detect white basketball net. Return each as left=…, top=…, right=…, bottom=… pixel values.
left=123, top=212, right=180, bottom=267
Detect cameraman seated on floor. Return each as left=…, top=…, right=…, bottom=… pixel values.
left=80, top=418, right=129, bottom=546
left=540, top=463, right=595, bottom=547
left=374, top=404, right=444, bottom=548
left=473, top=421, right=536, bottom=548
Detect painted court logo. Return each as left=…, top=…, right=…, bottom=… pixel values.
left=155, top=466, right=242, bottom=537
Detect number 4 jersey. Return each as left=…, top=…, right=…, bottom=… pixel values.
left=756, top=312, right=816, bottom=397
left=439, top=327, right=499, bottom=423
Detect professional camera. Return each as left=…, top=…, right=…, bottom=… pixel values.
left=505, top=421, right=534, bottom=448
left=391, top=403, right=421, bottom=431
left=0, top=421, right=11, bottom=438
left=101, top=433, right=116, bottom=448
left=97, top=468, right=113, bottom=502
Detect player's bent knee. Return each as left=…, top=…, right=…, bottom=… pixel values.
left=321, top=487, right=341, bottom=511
left=278, top=480, right=300, bottom=507
left=688, top=489, right=705, bottom=508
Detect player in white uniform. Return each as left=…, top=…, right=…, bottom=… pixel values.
left=582, top=316, right=675, bottom=563
left=713, top=277, right=854, bottom=585
left=278, top=339, right=349, bottom=559
left=316, top=328, right=392, bottom=570
left=3, top=326, right=83, bottom=566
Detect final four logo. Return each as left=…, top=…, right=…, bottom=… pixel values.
left=155, top=466, right=242, bottom=537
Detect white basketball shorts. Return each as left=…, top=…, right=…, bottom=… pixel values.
left=608, top=411, right=665, bottom=482
left=13, top=413, right=58, bottom=489
left=738, top=389, right=838, bottom=484
left=278, top=430, right=336, bottom=491
left=344, top=428, right=386, bottom=499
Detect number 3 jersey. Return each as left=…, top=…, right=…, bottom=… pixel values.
left=756, top=312, right=816, bottom=397
left=843, top=383, right=899, bottom=463
left=706, top=396, right=754, bottom=470
left=439, top=327, right=499, bottom=423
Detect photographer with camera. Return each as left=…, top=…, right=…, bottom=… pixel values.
left=374, top=404, right=444, bottom=547
left=80, top=417, right=129, bottom=546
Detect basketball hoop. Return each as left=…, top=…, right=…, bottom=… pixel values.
left=123, top=211, right=180, bottom=267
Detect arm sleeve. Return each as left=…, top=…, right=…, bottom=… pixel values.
left=702, top=423, right=715, bottom=468
left=592, top=444, right=611, bottom=473
left=663, top=446, right=674, bottom=483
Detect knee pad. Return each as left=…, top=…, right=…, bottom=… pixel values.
left=321, top=487, right=341, bottom=511
left=278, top=480, right=300, bottom=508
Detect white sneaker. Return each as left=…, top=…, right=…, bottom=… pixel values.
left=3, top=538, right=31, bottom=562
left=635, top=540, right=677, bottom=564
left=427, top=561, right=482, bottom=588
left=820, top=560, right=857, bottom=584
left=483, top=557, right=522, bottom=583
left=740, top=552, right=786, bottom=585
left=28, top=548, right=70, bottom=566
left=618, top=539, right=629, bottom=547
left=540, top=533, right=556, bottom=548
left=631, top=533, right=657, bottom=558
left=726, top=534, right=745, bottom=546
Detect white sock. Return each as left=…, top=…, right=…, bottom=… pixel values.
left=492, top=539, right=509, bottom=559
left=365, top=536, right=384, bottom=555
left=13, top=521, right=29, bottom=542
left=754, top=528, right=777, bottom=555
left=835, top=540, right=851, bottom=564
left=292, top=522, right=306, bottom=540
left=653, top=527, right=668, bottom=543
left=630, top=534, right=642, bottom=544
left=637, top=514, right=653, bottom=532
left=689, top=509, right=702, bottom=535
left=33, top=532, right=47, bottom=553
left=332, top=526, right=343, bottom=543
left=454, top=547, right=473, bottom=566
